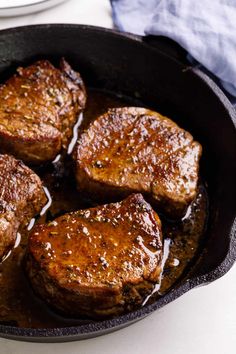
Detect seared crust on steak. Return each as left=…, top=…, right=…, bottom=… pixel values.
left=25, top=194, right=163, bottom=318
left=73, top=107, right=202, bottom=218
left=0, top=59, right=86, bottom=164
left=0, top=154, right=47, bottom=261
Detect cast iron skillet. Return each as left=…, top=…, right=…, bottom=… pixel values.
left=0, top=24, right=235, bottom=342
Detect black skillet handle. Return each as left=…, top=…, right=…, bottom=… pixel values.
left=142, top=34, right=235, bottom=102
left=141, top=35, right=189, bottom=66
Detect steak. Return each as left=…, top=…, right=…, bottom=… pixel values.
left=73, top=107, right=202, bottom=218
left=25, top=194, right=163, bottom=318
left=0, top=59, right=86, bottom=164
left=0, top=154, right=47, bottom=262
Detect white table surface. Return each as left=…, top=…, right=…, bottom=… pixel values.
left=0, top=1, right=235, bottom=353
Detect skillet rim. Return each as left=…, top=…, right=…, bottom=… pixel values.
left=0, top=23, right=235, bottom=341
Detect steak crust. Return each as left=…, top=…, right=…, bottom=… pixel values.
left=73, top=107, right=202, bottom=218
left=0, top=154, right=47, bottom=261
left=26, top=194, right=163, bottom=318
left=0, top=59, right=86, bottom=164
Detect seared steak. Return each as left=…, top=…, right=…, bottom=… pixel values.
left=26, top=194, right=163, bottom=318
left=0, top=154, right=47, bottom=261
left=0, top=59, right=86, bottom=164
left=73, top=107, right=202, bottom=218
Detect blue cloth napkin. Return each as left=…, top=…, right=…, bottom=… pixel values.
left=111, top=0, right=236, bottom=102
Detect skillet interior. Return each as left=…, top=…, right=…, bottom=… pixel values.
left=0, top=24, right=235, bottom=342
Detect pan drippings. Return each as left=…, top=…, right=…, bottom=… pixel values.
left=0, top=90, right=208, bottom=328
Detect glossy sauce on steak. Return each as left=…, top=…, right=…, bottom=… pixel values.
left=26, top=194, right=163, bottom=318
left=73, top=107, right=202, bottom=218
left=0, top=59, right=86, bottom=164
left=0, top=154, right=46, bottom=261
left=0, top=90, right=208, bottom=328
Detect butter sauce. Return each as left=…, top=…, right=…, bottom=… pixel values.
left=0, top=89, right=208, bottom=328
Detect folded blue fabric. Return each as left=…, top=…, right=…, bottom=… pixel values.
left=111, top=0, right=236, bottom=101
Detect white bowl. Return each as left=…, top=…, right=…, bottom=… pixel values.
left=0, top=0, right=69, bottom=17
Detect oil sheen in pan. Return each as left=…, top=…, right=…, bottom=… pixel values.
left=0, top=89, right=208, bottom=328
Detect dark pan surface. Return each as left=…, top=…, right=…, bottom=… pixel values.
left=0, top=24, right=235, bottom=342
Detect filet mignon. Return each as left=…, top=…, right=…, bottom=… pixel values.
left=0, top=59, right=86, bottom=164
left=0, top=154, right=47, bottom=261
left=73, top=107, right=202, bottom=218
left=25, top=193, right=163, bottom=318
